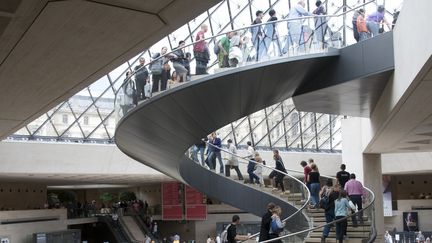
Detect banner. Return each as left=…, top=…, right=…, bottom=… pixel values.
left=382, top=175, right=392, bottom=216
left=185, top=186, right=207, bottom=220
left=403, top=212, right=419, bottom=232
left=162, top=182, right=183, bottom=220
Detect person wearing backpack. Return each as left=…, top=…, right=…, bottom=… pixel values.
left=150, top=47, right=168, bottom=93
left=320, top=180, right=340, bottom=243
left=269, top=206, right=285, bottom=242
left=224, top=215, right=248, bottom=243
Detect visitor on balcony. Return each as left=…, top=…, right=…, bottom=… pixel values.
left=263, top=9, right=282, bottom=57
left=217, top=32, right=233, bottom=68
left=352, top=9, right=362, bottom=42
left=344, top=173, right=365, bottom=227
left=192, top=139, right=206, bottom=166
left=308, top=163, right=321, bottom=208
left=366, top=5, right=391, bottom=37
left=161, top=61, right=171, bottom=91
left=120, top=70, right=136, bottom=114
left=208, top=132, right=224, bottom=174
left=251, top=10, right=265, bottom=61
left=134, top=57, right=149, bottom=100
left=357, top=9, right=370, bottom=42
left=225, top=139, right=244, bottom=180
left=285, top=1, right=313, bottom=53
left=193, top=24, right=210, bottom=75
left=171, top=41, right=188, bottom=83
left=268, top=205, right=285, bottom=242
left=313, top=1, right=328, bottom=49
left=228, top=31, right=243, bottom=67
left=150, top=46, right=168, bottom=93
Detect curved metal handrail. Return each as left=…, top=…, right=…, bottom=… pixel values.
left=202, top=141, right=376, bottom=243
left=113, top=0, right=375, bottom=107
left=202, top=140, right=311, bottom=240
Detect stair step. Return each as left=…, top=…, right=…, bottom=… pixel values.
left=305, top=237, right=364, bottom=243
left=309, top=232, right=369, bottom=238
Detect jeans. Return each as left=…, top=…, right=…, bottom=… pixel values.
left=349, top=195, right=363, bottom=227
left=225, top=165, right=243, bottom=180
left=367, top=21, right=380, bottom=37
left=275, top=176, right=285, bottom=192
left=193, top=146, right=205, bottom=166
left=248, top=171, right=260, bottom=184
left=359, top=32, right=369, bottom=42
left=208, top=151, right=224, bottom=173
left=310, top=183, right=321, bottom=207
left=323, top=209, right=335, bottom=237
left=335, top=216, right=347, bottom=243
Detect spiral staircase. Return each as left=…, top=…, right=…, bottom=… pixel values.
left=114, top=2, right=394, bottom=242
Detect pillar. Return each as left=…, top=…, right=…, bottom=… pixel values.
left=363, top=153, right=385, bottom=239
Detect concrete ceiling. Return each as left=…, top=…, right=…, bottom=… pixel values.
left=366, top=58, right=432, bottom=153
left=0, top=0, right=219, bottom=139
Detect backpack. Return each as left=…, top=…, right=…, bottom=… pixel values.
left=150, top=55, right=163, bottom=75
left=319, top=194, right=329, bottom=209
left=213, top=39, right=221, bottom=55
left=221, top=224, right=231, bottom=243
left=270, top=217, right=283, bottom=234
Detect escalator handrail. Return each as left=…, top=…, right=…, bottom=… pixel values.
left=113, top=0, right=375, bottom=106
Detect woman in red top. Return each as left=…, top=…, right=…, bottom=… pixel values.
left=356, top=9, right=369, bottom=41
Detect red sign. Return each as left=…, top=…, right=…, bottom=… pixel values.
left=162, top=182, right=183, bottom=220
left=185, top=186, right=207, bottom=220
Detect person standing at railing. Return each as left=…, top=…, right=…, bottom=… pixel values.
left=193, top=139, right=206, bottom=166
left=269, top=205, right=286, bottom=243
left=208, top=132, right=224, bottom=174
left=285, top=1, right=313, bottom=53
left=134, top=57, right=149, bottom=101
left=120, top=71, right=137, bottom=114
left=251, top=10, right=265, bottom=61
left=171, top=41, right=188, bottom=83
left=313, top=1, right=328, bottom=49
left=259, top=202, right=276, bottom=242
left=357, top=9, right=370, bottom=42
left=352, top=9, right=361, bottom=42
left=225, top=139, right=244, bottom=180
left=308, top=163, right=321, bottom=208
left=217, top=32, right=233, bottom=68
left=150, top=47, right=168, bottom=93
left=161, top=61, right=171, bottom=92
left=193, top=24, right=210, bottom=75
left=263, top=9, right=282, bottom=57
left=334, top=190, right=356, bottom=243
left=366, top=5, right=391, bottom=37
left=228, top=31, right=243, bottom=67
left=344, top=173, right=365, bottom=227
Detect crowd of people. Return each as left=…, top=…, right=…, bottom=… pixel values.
left=194, top=133, right=368, bottom=243
left=120, top=1, right=396, bottom=115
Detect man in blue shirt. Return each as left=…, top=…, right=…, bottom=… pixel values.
left=208, top=132, right=224, bottom=174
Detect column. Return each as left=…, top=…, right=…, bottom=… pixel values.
left=363, top=153, right=385, bottom=239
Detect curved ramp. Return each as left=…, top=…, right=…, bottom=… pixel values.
left=115, top=37, right=393, bottom=236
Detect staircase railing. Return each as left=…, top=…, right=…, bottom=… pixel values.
left=114, top=0, right=378, bottom=124
left=201, top=141, right=375, bottom=242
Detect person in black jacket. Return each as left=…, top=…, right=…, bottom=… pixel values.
left=259, top=202, right=276, bottom=241
left=273, top=154, right=287, bottom=194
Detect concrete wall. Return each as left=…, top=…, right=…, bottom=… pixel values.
left=382, top=152, right=432, bottom=174
left=384, top=200, right=432, bottom=232
left=0, top=183, right=47, bottom=210
left=0, top=209, right=68, bottom=243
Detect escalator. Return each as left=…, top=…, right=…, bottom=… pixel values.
left=99, top=216, right=131, bottom=243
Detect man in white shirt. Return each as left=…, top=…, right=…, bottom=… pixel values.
left=246, top=141, right=255, bottom=159
left=226, top=139, right=244, bottom=180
